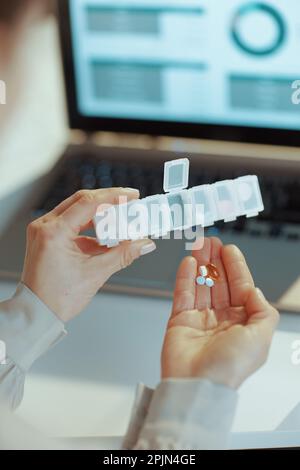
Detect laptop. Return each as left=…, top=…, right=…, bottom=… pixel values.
left=0, top=0, right=300, bottom=311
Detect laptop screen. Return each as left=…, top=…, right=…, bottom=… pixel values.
left=63, top=0, right=300, bottom=143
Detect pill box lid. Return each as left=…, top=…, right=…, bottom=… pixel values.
left=163, top=158, right=190, bottom=193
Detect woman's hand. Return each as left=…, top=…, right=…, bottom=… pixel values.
left=21, top=188, right=156, bottom=323
left=162, top=237, right=279, bottom=389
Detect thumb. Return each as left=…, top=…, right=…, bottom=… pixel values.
left=92, top=239, right=157, bottom=278
left=246, top=288, right=279, bottom=331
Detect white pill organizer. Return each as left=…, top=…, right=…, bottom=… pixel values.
left=94, top=158, right=264, bottom=247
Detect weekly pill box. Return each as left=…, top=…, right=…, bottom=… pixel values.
left=94, top=158, right=264, bottom=247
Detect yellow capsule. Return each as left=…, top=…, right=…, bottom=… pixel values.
left=206, top=263, right=220, bottom=282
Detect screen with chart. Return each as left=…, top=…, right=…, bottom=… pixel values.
left=69, top=0, right=300, bottom=131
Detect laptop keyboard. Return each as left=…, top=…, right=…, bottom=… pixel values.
left=34, top=152, right=300, bottom=241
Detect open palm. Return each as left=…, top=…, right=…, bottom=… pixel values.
left=162, top=238, right=279, bottom=389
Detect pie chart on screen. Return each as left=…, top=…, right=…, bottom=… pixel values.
left=232, top=2, right=287, bottom=56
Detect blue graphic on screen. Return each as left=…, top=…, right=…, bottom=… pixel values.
left=70, top=0, right=300, bottom=130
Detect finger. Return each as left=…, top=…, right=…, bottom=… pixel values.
left=246, top=288, right=279, bottom=328
left=75, top=236, right=109, bottom=256
left=192, top=237, right=212, bottom=310
left=50, top=187, right=139, bottom=217
left=49, top=192, right=83, bottom=217
left=222, top=244, right=254, bottom=307
left=90, top=239, right=157, bottom=279
left=210, top=237, right=230, bottom=312
left=246, top=289, right=279, bottom=348
left=60, top=188, right=140, bottom=235
left=171, top=256, right=197, bottom=318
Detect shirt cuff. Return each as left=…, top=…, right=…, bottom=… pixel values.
left=122, top=383, right=154, bottom=449
left=126, top=379, right=238, bottom=450
left=0, top=283, right=66, bottom=371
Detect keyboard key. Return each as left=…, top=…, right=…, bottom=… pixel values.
left=82, top=173, right=96, bottom=189
left=269, top=224, right=282, bottom=238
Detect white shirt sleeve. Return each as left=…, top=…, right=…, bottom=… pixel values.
left=123, top=379, right=238, bottom=450
left=0, top=283, right=66, bottom=409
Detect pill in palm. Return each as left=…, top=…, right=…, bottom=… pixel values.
left=205, top=278, right=215, bottom=288
left=199, top=265, right=208, bottom=277
left=196, top=276, right=206, bottom=286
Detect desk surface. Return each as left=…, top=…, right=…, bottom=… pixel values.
left=1, top=16, right=300, bottom=443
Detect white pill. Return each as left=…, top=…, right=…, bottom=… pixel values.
left=199, top=266, right=208, bottom=277
left=196, top=276, right=206, bottom=286
left=205, top=278, right=215, bottom=288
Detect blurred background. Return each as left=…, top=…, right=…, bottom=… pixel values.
left=0, top=0, right=300, bottom=444
left=0, top=0, right=66, bottom=200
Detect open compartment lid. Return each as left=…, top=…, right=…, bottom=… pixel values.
left=163, top=158, right=190, bottom=193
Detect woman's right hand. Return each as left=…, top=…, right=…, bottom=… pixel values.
left=162, top=237, right=279, bottom=389
left=21, top=188, right=156, bottom=323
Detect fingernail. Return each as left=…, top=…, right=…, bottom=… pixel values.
left=125, top=188, right=140, bottom=194
left=140, top=242, right=156, bottom=256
